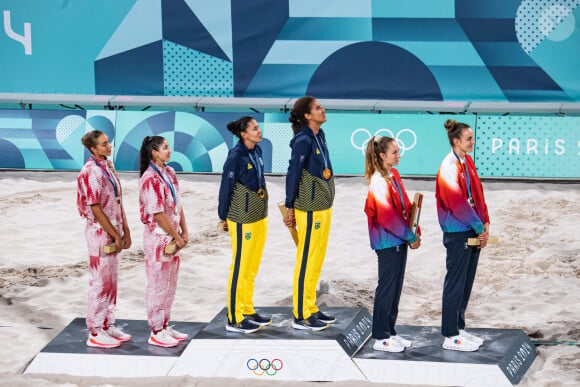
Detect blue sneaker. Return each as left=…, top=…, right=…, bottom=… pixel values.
left=292, top=315, right=329, bottom=331
left=244, top=313, right=272, bottom=326
left=313, top=310, right=336, bottom=324
left=226, top=319, right=261, bottom=334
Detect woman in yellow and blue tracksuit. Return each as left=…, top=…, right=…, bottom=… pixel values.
left=284, top=96, right=335, bottom=331
left=218, top=116, right=271, bottom=334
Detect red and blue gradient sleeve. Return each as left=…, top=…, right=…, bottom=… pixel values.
left=436, top=154, right=484, bottom=233
left=365, top=173, right=416, bottom=249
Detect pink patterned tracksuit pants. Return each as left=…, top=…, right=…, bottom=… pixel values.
left=85, top=223, right=121, bottom=334
left=144, top=229, right=180, bottom=332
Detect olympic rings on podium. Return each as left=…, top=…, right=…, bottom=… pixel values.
left=247, top=357, right=284, bottom=376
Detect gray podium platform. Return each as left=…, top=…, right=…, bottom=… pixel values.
left=168, top=307, right=372, bottom=381
left=354, top=325, right=536, bottom=386
left=24, top=318, right=204, bottom=377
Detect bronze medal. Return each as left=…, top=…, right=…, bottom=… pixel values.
left=257, top=188, right=265, bottom=199
left=323, top=168, right=331, bottom=180
left=402, top=210, right=408, bottom=220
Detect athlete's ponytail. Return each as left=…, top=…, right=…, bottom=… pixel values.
left=139, top=135, right=165, bottom=176
left=364, top=135, right=396, bottom=181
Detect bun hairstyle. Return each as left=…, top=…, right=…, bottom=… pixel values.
left=139, top=135, right=166, bottom=176
left=227, top=116, right=254, bottom=140
left=81, top=130, right=104, bottom=152
left=444, top=119, right=471, bottom=147
left=364, top=135, right=396, bottom=181
left=289, top=95, right=315, bottom=134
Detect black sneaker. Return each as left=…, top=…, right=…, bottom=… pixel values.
left=313, top=310, right=336, bottom=324
left=244, top=313, right=272, bottom=326
left=292, top=315, right=329, bottom=331
left=226, top=319, right=261, bottom=334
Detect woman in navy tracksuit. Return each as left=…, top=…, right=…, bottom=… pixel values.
left=218, top=116, right=271, bottom=334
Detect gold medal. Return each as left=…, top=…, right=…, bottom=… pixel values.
left=323, top=168, right=331, bottom=180
left=257, top=188, right=265, bottom=199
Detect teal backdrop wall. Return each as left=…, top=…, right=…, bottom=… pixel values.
left=1, top=109, right=579, bottom=178
left=2, top=1, right=580, bottom=178
left=1, top=0, right=580, bottom=101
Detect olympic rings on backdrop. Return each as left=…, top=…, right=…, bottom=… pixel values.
left=247, top=357, right=284, bottom=376
left=351, top=128, right=417, bottom=156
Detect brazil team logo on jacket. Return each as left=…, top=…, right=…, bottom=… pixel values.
left=245, top=232, right=252, bottom=240
left=314, top=221, right=321, bottom=230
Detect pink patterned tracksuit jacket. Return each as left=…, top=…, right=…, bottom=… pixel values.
left=77, top=157, right=124, bottom=334
left=139, top=163, right=183, bottom=332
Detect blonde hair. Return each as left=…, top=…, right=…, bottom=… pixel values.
left=364, top=135, right=396, bottom=181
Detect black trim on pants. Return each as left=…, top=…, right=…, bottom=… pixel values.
left=297, top=211, right=313, bottom=320
left=229, top=223, right=243, bottom=324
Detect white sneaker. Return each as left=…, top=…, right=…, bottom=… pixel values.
left=106, top=326, right=131, bottom=342
left=373, top=338, right=405, bottom=353
left=459, top=329, right=484, bottom=346
left=166, top=325, right=188, bottom=341
left=392, top=335, right=412, bottom=348
left=148, top=329, right=180, bottom=348
left=442, top=335, right=480, bottom=352
left=86, top=331, right=121, bottom=348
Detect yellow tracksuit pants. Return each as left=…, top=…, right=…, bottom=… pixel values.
left=226, top=217, right=267, bottom=324
left=293, top=208, right=332, bottom=320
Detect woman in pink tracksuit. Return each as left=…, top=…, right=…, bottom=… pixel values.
left=139, top=135, right=189, bottom=348
left=77, top=130, right=132, bottom=348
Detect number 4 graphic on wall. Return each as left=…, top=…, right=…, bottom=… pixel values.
left=3, top=10, right=31, bottom=55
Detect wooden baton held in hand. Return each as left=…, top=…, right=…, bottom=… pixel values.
left=409, top=192, right=423, bottom=234
left=102, top=243, right=117, bottom=254
left=164, top=240, right=178, bottom=255
left=467, top=236, right=499, bottom=246
left=278, top=201, right=298, bottom=246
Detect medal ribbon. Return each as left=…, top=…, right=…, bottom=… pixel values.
left=453, top=151, right=473, bottom=204
left=313, top=134, right=329, bottom=170
left=92, top=157, right=119, bottom=199
left=391, top=177, right=407, bottom=217
left=248, top=151, right=263, bottom=189
left=150, top=162, right=177, bottom=208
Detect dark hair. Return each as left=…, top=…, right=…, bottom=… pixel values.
left=444, top=119, right=471, bottom=147
left=364, top=135, right=397, bottom=181
left=227, top=116, right=254, bottom=140
left=139, top=135, right=166, bottom=176
left=289, top=95, right=315, bottom=134
left=81, top=130, right=105, bottom=152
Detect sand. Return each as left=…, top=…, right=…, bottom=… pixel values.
left=0, top=171, right=578, bottom=386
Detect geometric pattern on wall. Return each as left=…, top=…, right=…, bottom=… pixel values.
left=0, top=110, right=119, bottom=170
left=516, top=0, right=580, bottom=54
left=1, top=109, right=578, bottom=178
left=456, top=0, right=569, bottom=101
left=114, top=111, right=230, bottom=172
left=0, top=110, right=85, bottom=170
left=163, top=41, right=234, bottom=97
left=4, top=2, right=579, bottom=101
left=475, top=114, right=580, bottom=178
